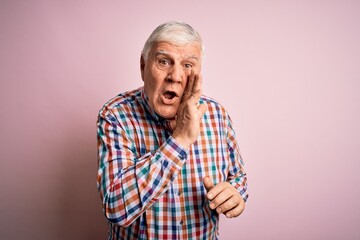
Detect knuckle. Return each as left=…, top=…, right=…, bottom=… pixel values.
left=224, top=199, right=236, bottom=210
left=224, top=187, right=233, bottom=194
left=213, top=196, right=224, bottom=206
left=240, top=203, right=245, bottom=212
left=231, top=210, right=240, bottom=218
left=233, top=203, right=245, bottom=217
left=211, top=199, right=219, bottom=207
left=221, top=203, right=231, bottom=212
left=228, top=198, right=237, bottom=207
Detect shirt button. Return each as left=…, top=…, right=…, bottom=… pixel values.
left=178, top=191, right=182, bottom=196
left=180, top=220, right=183, bottom=225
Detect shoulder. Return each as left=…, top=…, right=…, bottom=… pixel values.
left=200, top=95, right=228, bottom=115
left=200, top=95, right=235, bottom=128
left=98, top=87, right=142, bottom=118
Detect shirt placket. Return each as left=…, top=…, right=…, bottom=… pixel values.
left=171, top=173, right=184, bottom=239
left=159, top=119, right=184, bottom=238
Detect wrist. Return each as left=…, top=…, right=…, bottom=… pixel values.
left=172, top=132, right=191, bottom=150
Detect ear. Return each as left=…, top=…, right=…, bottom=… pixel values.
left=140, top=56, right=145, bottom=81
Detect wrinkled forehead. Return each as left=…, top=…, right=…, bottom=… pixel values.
left=150, top=41, right=202, bottom=62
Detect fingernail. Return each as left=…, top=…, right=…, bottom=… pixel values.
left=210, top=202, right=215, bottom=209
left=226, top=213, right=232, bottom=218
left=217, top=207, right=222, bottom=214
left=208, top=193, right=213, bottom=199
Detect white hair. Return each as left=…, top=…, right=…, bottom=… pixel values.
left=141, top=21, right=205, bottom=60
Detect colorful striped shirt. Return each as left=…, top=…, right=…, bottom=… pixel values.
left=97, top=87, right=248, bottom=239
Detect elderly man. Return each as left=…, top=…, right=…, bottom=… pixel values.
left=97, top=21, right=248, bottom=239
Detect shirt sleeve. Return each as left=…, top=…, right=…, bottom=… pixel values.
left=97, top=109, right=188, bottom=227
left=225, top=113, right=249, bottom=202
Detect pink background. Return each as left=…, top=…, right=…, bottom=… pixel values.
left=1, top=1, right=359, bottom=239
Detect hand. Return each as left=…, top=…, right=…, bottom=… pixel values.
left=171, top=71, right=207, bottom=149
left=203, top=176, right=245, bottom=218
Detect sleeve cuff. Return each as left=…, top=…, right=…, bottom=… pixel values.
left=159, top=136, right=189, bottom=169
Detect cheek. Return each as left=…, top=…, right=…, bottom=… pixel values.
left=148, top=71, right=166, bottom=90
left=144, top=76, right=162, bottom=102
left=143, top=64, right=168, bottom=94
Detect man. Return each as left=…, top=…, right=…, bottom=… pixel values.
left=97, top=21, right=248, bottom=239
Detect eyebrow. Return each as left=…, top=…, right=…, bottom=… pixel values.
left=186, top=56, right=199, bottom=61
left=154, top=50, right=169, bottom=57
left=154, top=50, right=199, bottom=62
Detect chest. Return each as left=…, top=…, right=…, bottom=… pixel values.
left=133, top=118, right=230, bottom=186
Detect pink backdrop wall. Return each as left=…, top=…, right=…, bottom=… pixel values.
left=1, top=1, right=359, bottom=239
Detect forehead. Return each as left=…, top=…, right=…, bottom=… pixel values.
left=151, top=41, right=202, bottom=61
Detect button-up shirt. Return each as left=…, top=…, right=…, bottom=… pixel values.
left=97, top=87, right=248, bottom=239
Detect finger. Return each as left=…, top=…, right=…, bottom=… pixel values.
left=224, top=198, right=245, bottom=218
left=187, top=90, right=202, bottom=106
left=191, top=73, right=202, bottom=94
left=203, top=176, right=214, bottom=193
left=168, top=117, right=177, bottom=131
left=209, top=187, right=233, bottom=210
left=215, top=195, right=240, bottom=214
left=182, top=71, right=195, bottom=102
left=198, top=103, right=207, bottom=117
left=190, top=73, right=202, bottom=103
left=206, top=182, right=229, bottom=201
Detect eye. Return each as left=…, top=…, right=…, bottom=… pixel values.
left=184, top=63, right=193, bottom=69
left=158, top=59, right=170, bottom=66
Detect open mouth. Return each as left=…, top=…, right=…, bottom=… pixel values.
left=161, top=90, right=179, bottom=105
left=163, top=91, right=177, bottom=100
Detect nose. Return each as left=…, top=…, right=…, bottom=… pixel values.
left=167, top=65, right=184, bottom=83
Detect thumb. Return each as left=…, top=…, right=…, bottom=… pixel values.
left=198, top=103, right=207, bottom=116
left=168, top=116, right=177, bottom=131
left=203, top=176, right=214, bottom=192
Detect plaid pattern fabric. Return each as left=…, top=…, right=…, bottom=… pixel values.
left=97, top=87, right=248, bottom=239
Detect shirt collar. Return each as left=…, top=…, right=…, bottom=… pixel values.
left=140, top=88, right=174, bottom=132
left=141, top=87, right=162, bottom=122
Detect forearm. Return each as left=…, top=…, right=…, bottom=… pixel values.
left=228, top=172, right=248, bottom=202
left=226, top=113, right=249, bottom=203
left=98, top=136, right=188, bottom=227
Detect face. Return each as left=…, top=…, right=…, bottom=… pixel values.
left=140, top=41, right=202, bottom=119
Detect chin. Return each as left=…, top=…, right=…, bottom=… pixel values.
left=158, top=112, right=176, bottom=119
left=155, top=107, right=177, bottom=119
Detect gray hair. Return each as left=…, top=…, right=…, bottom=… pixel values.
left=141, top=21, right=205, bottom=60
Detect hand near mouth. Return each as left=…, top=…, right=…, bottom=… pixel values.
left=171, top=71, right=207, bottom=149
